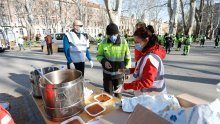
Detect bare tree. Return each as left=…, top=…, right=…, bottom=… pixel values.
left=104, top=0, right=123, bottom=26
left=122, top=0, right=167, bottom=32
left=180, top=0, right=197, bottom=35
left=167, top=0, right=180, bottom=35
left=204, top=0, right=215, bottom=39
left=13, top=0, right=36, bottom=40
left=195, top=0, right=204, bottom=35
left=7, top=0, right=12, bottom=25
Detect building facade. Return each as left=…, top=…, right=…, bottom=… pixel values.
left=0, top=0, right=170, bottom=39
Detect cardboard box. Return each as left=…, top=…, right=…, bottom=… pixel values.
left=176, top=93, right=208, bottom=108
left=100, top=93, right=209, bottom=124
left=127, top=104, right=171, bottom=124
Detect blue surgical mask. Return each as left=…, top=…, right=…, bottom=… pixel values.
left=110, top=35, right=117, bottom=43
left=135, top=43, right=142, bottom=51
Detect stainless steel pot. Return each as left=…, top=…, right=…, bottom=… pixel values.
left=30, top=67, right=59, bottom=97
left=39, top=69, right=84, bottom=122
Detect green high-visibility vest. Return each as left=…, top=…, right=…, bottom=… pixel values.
left=97, top=37, right=131, bottom=77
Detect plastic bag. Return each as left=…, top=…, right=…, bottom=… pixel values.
left=121, top=93, right=181, bottom=113
left=161, top=99, right=220, bottom=124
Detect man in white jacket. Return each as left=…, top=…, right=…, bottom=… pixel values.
left=18, top=36, right=25, bottom=51
left=63, top=20, right=93, bottom=76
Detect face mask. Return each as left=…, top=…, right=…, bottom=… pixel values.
left=78, top=27, right=84, bottom=33
left=135, top=43, right=142, bottom=51
left=110, top=35, right=117, bottom=43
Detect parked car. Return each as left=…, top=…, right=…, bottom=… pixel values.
left=0, top=29, right=10, bottom=52
left=52, top=33, right=65, bottom=50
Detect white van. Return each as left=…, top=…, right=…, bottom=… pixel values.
left=52, top=33, right=65, bottom=50
left=0, top=29, right=10, bottom=52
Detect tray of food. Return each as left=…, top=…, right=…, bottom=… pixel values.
left=94, top=93, right=112, bottom=103
left=84, top=102, right=106, bottom=117
left=61, top=116, right=85, bottom=124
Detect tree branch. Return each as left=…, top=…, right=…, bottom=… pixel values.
left=144, top=2, right=168, bottom=12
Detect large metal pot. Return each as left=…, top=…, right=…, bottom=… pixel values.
left=30, top=67, right=59, bottom=97
left=39, top=69, right=84, bottom=122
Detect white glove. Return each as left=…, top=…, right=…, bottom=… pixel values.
left=90, top=61, right=93, bottom=68
left=114, top=84, right=124, bottom=94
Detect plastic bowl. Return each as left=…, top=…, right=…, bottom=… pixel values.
left=61, top=116, right=85, bottom=124
left=94, top=93, right=112, bottom=103
left=84, top=102, right=106, bottom=117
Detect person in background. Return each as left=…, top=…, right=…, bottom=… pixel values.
left=45, top=33, right=53, bottom=55
left=115, top=26, right=166, bottom=96
left=18, top=36, right=25, bottom=51
left=200, top=35, right=206, bottom=47
left=97, top=23, right=131, bottom=98
left=63, top=20, right=93, bottom=76
left=158, top=34, right=164, bottom=46
left=165, top=34, right=173, bottom=54
left=96, top=33, right=103, bottom=50
left=39, top=34, right=45, bottom=51
left=214, top=35, right=219, bottom=48
left=15, top=31, right=19, bottom=46
left=177, top=34, right=183, bottom=51
left=182, top=35, right=192, bottom=55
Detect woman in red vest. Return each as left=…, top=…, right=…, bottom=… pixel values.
left=115, top=26, right=167, bottom=96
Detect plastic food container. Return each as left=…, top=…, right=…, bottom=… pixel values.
left=94, top=93, right=112, bottom=103
left=84, top=102, right=106, bottom=117
left=61, top=116, right=85, bottom=124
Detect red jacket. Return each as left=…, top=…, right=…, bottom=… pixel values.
left=0, top=105, right=15, bottom=124
left=45, top=35, right=52, bottom=45
left=124, top=44, right=166, bottom=90
left=134, top=49, right=142, bottom=62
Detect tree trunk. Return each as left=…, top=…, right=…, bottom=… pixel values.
left=24, top=0, right=35, bottom=41
left=58, top=0, right=64, bottom=32
left=180, top=0, right=186, bottom=34
left=212, top=17, right=220, bottom=38
left=7, top=0, right=12, bottom=25
left=195, top=0, right=204, bottom=36
left=203, top=0, right=215, bottom=39
left=173, top=0, right=180, bottom=35
left=186, top=0, right=196, bottom=35
left=168, top=0, right=180, bottom=35
left=168, top=0, right=173, bottom=34
left=104, top=0, right=123, bottom=26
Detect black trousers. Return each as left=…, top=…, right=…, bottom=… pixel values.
left=67, top=62, right=85, bottom=76
left=166, top=46, right=171, bottom=54
left=103, top=77, right=124, bottom=98
left=47, top=44, right=53, bottom=55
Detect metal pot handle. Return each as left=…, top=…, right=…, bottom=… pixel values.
left=55, top=91, right=67, bottom=101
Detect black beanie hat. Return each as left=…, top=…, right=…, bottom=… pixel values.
left=106, top=23, right=119, bottom=35
left=147, top=25, right=155, bottom=34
